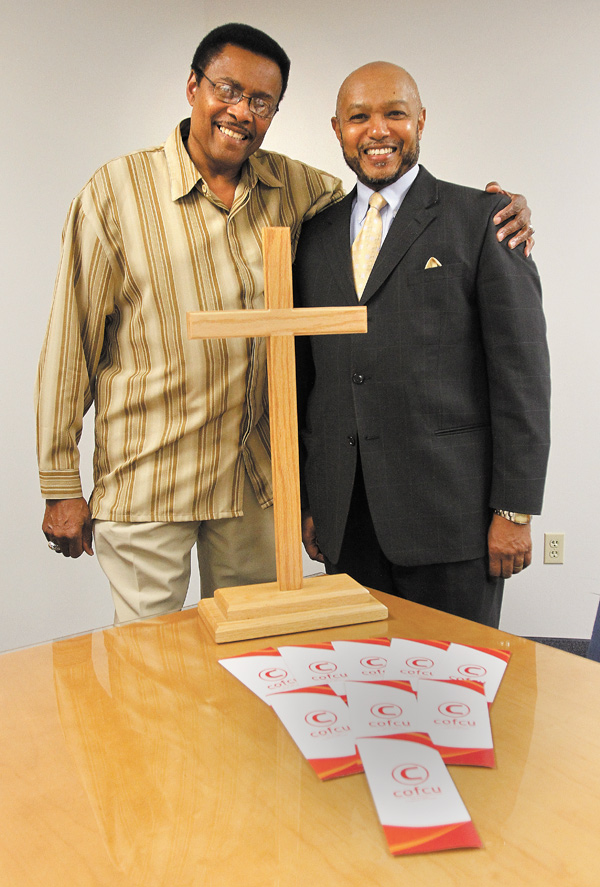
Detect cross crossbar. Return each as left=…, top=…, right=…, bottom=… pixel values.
left=187, top=306, right=367, bottom=340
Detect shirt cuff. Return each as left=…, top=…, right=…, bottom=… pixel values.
left=39, top=470, right=84, bottom=500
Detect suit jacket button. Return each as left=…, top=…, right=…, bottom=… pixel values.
left=347, top=435, right=356, bottom=446
left=352, top=373, right=365, bottom=384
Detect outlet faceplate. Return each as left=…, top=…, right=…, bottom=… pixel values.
left=544, top=533, right=565, bottom=564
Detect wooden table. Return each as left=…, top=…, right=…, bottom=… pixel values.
left=1, top=591, right=599, bottom=886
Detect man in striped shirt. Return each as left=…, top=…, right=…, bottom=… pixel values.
left=36, top=23, right=534, bottom=622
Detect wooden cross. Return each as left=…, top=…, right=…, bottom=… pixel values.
left=187, top=228, right=388, bottom=643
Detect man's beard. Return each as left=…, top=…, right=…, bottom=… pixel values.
left=341, top=141, right=420, bottom=189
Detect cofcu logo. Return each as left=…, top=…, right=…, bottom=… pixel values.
left=393, top=764, right=429, bottom=785
left=259, top=667, right=287, bottom=682
left=308, top=660, right=345, bottom=682
left=457, top=664, right=487, bottom=680
left=258, top=666, right=295, bottom=690
left=309, top=660, right=337, bottom=674
left=371, top=703, right=403, bottom=719
left=305, top=710, right=337, bottom=727
left=368, top=702, right=410, bottom=729
left=305, top=709, right=350, bottom=739
left=359, top=655, right=387, bottom=675
left=400, top=656, right=434, bottom=677
left=407, top=657, right=434, bottom=669
left=435, top=701, right=475, bottom=727
left=392, top=764, right=441, bottom=798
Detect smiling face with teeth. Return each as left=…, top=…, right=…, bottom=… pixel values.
left=332, top=62, right=426, bottom=191
left=185, top=44, right=282, bottom=185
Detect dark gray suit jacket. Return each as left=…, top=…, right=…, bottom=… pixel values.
left=294, top=166, right=551, bottom=567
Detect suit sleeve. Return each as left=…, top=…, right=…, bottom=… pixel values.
left=476, top=199, right=551, bottom=514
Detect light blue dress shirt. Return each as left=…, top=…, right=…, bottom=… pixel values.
left=350, top=163, right=420, bottom=247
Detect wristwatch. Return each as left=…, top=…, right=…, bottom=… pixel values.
left=494, top=510, right=531, bottom=525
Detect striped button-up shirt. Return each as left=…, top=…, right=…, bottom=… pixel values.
left=36, top=120, right=343, bottom=521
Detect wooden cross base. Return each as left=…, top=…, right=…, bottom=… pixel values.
left=198, top=573, right=389, bottom=644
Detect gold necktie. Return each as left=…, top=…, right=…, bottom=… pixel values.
left=351, top=192, right=387, bottom=298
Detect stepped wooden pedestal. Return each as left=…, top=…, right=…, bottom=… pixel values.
left=199, top=573, right=388, bottom=643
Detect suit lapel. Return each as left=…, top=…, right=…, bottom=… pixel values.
left=319, top=191, right=357, bottom=303
left=360, top=167, right=440, bottom=303
left=314, top=169, right=440, bottom=304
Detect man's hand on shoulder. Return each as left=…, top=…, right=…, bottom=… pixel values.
left=301, top=512, right=325, bottom=564
left=487, top=512, right=532, bottom=579
left=43, top=497, right=94, bottom=558
left=485, top=181, right=535, bottom=257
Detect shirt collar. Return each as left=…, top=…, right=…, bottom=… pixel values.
left=164, top=119, right=283, bottom=201
left=354, top=163, right=420, bottom=220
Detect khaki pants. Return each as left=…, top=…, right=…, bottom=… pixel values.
left=94, top=471, right=276, bottom=624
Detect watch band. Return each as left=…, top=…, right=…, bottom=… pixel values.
left=494, top=509, right=531, bottom=525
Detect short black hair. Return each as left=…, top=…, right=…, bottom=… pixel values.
left=191, top=23, right=290, bottom=102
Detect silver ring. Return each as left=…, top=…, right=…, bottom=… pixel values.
left=48, top=541, right=61, bottom=552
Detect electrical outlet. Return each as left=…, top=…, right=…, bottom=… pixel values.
left=544, top=533, right=565, bottom=564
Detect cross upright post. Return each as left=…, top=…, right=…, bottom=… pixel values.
left=187, top=227, right=388, bottom=642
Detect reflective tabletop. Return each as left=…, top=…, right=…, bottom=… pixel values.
left=1, top=591, right=599, bottom=886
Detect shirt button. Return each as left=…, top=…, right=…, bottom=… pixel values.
left=352, top=373, right=365, bottom=385
left=347, top=435, right=356, bottom=446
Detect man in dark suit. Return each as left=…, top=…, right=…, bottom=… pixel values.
left=294, top=62, right=550, bottom=627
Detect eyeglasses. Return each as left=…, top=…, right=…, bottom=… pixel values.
left=196, top=70, right=278, bottom=120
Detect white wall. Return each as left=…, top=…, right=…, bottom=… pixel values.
left=2, top=0, right=598, bottom=650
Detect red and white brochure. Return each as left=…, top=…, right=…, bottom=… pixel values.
left=429, top=643, right=511, bottom=703
left=345, top=680, right=419, bottom=738
left=331, top=638, right=392, bottom=681
left=278, top=642, right=348, bottom=695
left=356, top=733, right=482, bottom=856
left=417, top=678, right=495, bottom=767
left=387, top=639, right=451, bottom=690
left=268, top=685, right=362, bottom=780
left=218, top=647, right=299, bottom=705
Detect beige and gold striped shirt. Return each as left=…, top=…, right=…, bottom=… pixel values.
left=36, top=120, right=343, bottom=521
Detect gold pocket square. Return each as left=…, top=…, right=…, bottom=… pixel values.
left=425, top=257, right=442, bottom=269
